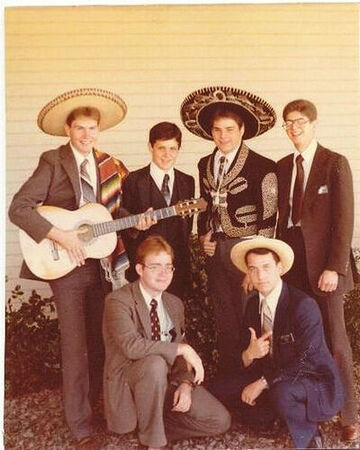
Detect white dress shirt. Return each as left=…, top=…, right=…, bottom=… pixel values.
left=288, top=139, right=317, bottom=227
left=70, top=143, right=98, bottom=206
left=150, top=162, right=175, bottom=199
left=139, top=282, right=174, bottom=342
left=213, top=146, right=239, bottom=180
left=259, top=279, right=283, bottom=329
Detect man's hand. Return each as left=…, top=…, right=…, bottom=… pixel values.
left=172, top=383, right=192, bottom=412
left=242, top=273, right=254, bottom=294
left=135, top=207, right=157, bottom=231
left=47, top=226, right=87, bottom=266
left=199, top=230, right=216, bottom=257
left=318, top=270, right=339, bottom=292
left=242, top=327, right=272, bottom=367
left=241, top=378, right=267, bottom=406
left=177, top=343, right=204, bottom=385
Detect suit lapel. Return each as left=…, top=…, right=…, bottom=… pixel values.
left=303, top=145, right=326, bottom=209
left=163, top=293, right=181, bottom=341
left=60, top=143, right=81, bottom=206
left=138, top=165, right=154, bottom=209
left=272, top=282, right=290, bottom=357
left=133, top=281, right=152, bottom=340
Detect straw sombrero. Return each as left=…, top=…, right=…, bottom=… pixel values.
left=180, top=86, right=276, bottom=141
left=37, top=88, right=127, bottom=136
left=230, top=237, right=294, bottom=274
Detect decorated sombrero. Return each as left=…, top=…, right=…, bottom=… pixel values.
left=180, top=86, right=276, bottom=141
left=230, top=236, right=294, bottom=275
left=37, top=88, right=127, bottom=136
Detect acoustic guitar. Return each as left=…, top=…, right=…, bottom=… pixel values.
left=19, top=198, right=207, bottom=280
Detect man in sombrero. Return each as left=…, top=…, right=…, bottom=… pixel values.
left=181, top=87, right=278, bottom=375
left=208, top=236, right=344, bottom=449
left=9, top=88, right=154, bottom=449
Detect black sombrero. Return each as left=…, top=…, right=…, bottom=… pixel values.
left=181, top=86, right=276, bottom=141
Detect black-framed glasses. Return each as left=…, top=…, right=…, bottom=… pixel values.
left=282, top=118, right=310, bottom=129
left=142, top=264, right=175, bottom=274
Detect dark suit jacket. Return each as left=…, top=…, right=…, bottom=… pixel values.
left=277, top=144, right=355, bottom=294
left=239, top=282, right=344, bottom=422
left=103, top=280, right=193, bottom=434
left=122, top=164, right=195, bottom=292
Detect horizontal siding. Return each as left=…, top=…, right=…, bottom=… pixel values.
left=5, top=3, right=360, bottom=299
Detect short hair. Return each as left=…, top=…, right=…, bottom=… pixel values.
left=245, top=247, right=280, bottom=265
left=282, top=99, right=317, bottom=122
left=149, top=122, right=182, bottom=147
left=135, top=235, right=174, bottom=265
left=66, top=106, right=101, bottom=127
left=210, top=106, right=244, bottom=130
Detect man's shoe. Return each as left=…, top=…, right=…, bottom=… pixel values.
left=75, top=435, right=100, bottom=450
left=341, top=424, right=360, bottom=441
left=308, top=428, right=324, bottom=448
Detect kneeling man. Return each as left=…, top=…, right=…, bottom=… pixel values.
left=208, top=237, right=344, bottom=449
left=103, top=235, right=231, bottom=449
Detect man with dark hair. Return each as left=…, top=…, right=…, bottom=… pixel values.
left=8, top=89, right=153, bottom=449
left=181, top=86, right=278, bottom=374
left=122, top=121, right=195, bottom=298
left=103, top=235, right=231, bottom=450
left=208, top=237, right=344, bottom=449
left=277, top=98, right=359, bottom=441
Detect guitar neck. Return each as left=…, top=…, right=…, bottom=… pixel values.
left=92, top=205, right=177, bottom=236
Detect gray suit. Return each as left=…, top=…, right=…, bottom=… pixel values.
left=103, top=281, right=231, bottom=447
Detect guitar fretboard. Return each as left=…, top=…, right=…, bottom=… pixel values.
left=92, top=205, right=177, bottom=237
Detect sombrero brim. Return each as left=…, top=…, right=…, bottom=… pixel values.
left=230, top=237, right=294, bottom=275
left=181, top=86, right=276, bottom=141
left=37, top=88, right=127, bottom=136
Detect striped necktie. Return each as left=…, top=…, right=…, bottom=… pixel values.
left=262, top=298, right=273, bottom=355
left=80, top=158, right=96, bottom=203
left=150, top=299, right=161, bottom=341
left=161, top=173, right=171, bottom=205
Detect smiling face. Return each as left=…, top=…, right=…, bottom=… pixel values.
left=64, top=115, right=99, bottom=156
left=211, top=117, right=245, bottom=154
left=136, top=250, right=174, bottom=297
left=149, top=138, right=180, bottom=171
left=246, top=252, right=283, bottom=297
left=284, top=111, right=316, bottom=152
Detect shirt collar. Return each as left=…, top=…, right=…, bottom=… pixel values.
left=70, top=142, right=95, bottom=167
left=293, top=139, right=317, bottom=164
left=139, top=281, right=163, bottom=309
left=259, top=279, right=283, bottom=316
left=150, top=161, right=175, bottom=185
left=215, top=145, right=239, bottom=167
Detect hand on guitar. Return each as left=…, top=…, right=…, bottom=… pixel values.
left=47, top=226, right=87, bottom=266
left=134, top=207, right=157, bottom=231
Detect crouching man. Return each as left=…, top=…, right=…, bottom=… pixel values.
left=208, top=237, right=344, bottom=449
left=103, top=235, right=231, bottom=449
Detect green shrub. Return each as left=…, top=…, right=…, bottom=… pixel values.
left=5, top=285, right=61, bottom=398
left=344, top=283, right=360, bottom=363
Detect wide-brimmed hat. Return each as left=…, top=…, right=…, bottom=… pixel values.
left=180, top=86, right=276, bottom=141
left=230, top=236, right=294, bottom=274
left=37, top=88, right=127, bottom=136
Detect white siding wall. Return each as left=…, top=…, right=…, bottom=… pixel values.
left=5, top=4, right=359, bottom=299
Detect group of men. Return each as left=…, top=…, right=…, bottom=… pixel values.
left=9, top=86, right=358, bottom=450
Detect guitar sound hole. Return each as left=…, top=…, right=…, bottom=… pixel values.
left=78, top=224, right=94, bottom=243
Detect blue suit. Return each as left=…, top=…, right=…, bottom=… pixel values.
left=208, top=282, right=344, bottom=448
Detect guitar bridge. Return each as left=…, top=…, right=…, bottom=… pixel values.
left=50, top=241, right=60, bottom=261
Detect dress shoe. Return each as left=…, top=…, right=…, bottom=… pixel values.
left=308, top=427, right=324, bottom=448
left=75, top=435, right=100, bottom=450
left=341, top=424, right=360, bottom=441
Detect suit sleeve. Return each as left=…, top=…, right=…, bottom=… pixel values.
left=104, top=291, right=178, bottom=366
left=8, top=153, right=55, bottom=242
left=327, top=155, right=354, bottom=275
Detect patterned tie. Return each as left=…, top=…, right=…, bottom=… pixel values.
left=161, top=173, right=171, bottom=205
left=150, top=299, right=161, bottom=341
left=212, top=156, right=227, bottom=231
left=80, top=158, right=96, bottom=203
left=262, top=298, right=273, bottom=355
left=292, top=154, right=304, bottom=225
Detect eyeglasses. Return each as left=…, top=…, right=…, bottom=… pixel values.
left=282, top=118, right=310, bottom=129
left=142, top=264, right=175, bottom=274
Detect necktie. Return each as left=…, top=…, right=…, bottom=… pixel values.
left=150, top=299, right=161, bottom=341
left=292, top=154, right=304, bottom=225
left=161, top=174, right=171, bottom=205
left=80, top=158, right=96, bottom=203
left=262, top=299, right=273, bottom=355
left=212, top=156, right=227, bottom=231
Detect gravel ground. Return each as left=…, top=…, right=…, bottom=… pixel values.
left=4, top=384, right=360, bottom=450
